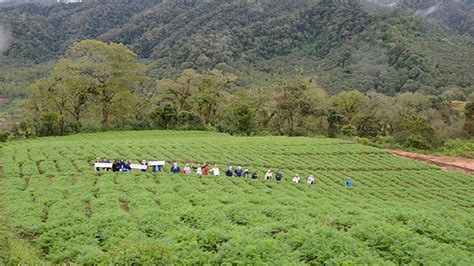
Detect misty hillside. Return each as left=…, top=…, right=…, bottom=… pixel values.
left=365, top=0, right=474, bottom=36
left=0, top=0, right=473, bottom=98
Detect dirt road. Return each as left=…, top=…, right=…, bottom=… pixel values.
left=388, top=150, right=474, bottom=176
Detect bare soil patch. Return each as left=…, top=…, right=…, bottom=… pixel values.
left=388, top=150, right=474, bottom=176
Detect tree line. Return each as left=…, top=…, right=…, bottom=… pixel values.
left=5, top=40, right=472, bottom=149
left=1, top=0, right=473, bottom=100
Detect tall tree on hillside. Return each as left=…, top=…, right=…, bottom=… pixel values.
left=66, top=40, right=147, bottom=128
left=24, top=40, right=148, bottom=135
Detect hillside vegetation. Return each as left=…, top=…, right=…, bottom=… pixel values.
left=1, top=0, right=473, bottom=97
left=0, top=131, right=473, bottom=264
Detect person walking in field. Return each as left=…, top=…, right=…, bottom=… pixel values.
left=210, top=165, right=220, bottom=176
left=171, top=163, right=180, bottom=174
left=264, top=169, right=272, bottom=180
left=141, top=160, right=147, bottom=172
left=225, top=166, right=233, bottom=177
left=307, top=175, right=315, bottom=185
left=203, top=164, right=209, bottom=176
left=234, top=166, right=243, bottom=177
left=292, top=174, right=301, bottom=183
left=183, top=164, right=191, bottom=174
left=251, top=171, right=259, bottom=179
left=346, top=177, right=353, bottom=189
left=275, top=171, right=283, bottom=182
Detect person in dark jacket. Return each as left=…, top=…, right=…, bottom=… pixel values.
left=251, top=172, right=259, bottom=179
left=171, top=163, right=180, bottom=174
left=141, top=160, right=147, bottom=172
left=112, top=160, right=120, bottom=172
left=275, top=171, right=283, bottom=182
left=119, top=160, right=125, bottom=172
left=225, top=166, right=233, bottom=177
left=234, top=166, right=243, bottom=177
left=243, top=168, right=249, bottom=178
left=123, top=160, right=132, bottom=172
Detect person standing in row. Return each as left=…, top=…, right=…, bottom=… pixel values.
left=203, top=164, right=209, bottom=176
left=275, top=171, right=283, bottom=182
left=346, top=177, right=353, bottom=189
left=265, top=169, right=272, bottom=180
left=307, top=175, right=315, bottom=185
left=234, top=166, right=243, bottom=177
left=183, top=164, right=191, bottom=174
left=141, top=160, right=147, bottom=172
left=252, top=172, right=259, bottom=179
left=195, top=163, right=203, bottom=176
left=243, top=168, right=249, bottom=178
left=292, top=174, right=301, bottom=183
left=210, top=165, right=220, bottom=176
left=171, top=163, right=180, bottom=174
left=225, top=166, right=233, bottom=177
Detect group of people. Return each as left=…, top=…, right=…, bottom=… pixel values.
left=169, top=163, right=353, bottom=187
left=93, top=158, right=161, bottom=173
left=93, top=159, right=354, bottom=188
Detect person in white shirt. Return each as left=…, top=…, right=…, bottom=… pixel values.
left=307, top=175, right=315, bottom=185
left=210, top=165, right=220, bottom=176
left=264, top=169, right=272, bottom=180
left=292, top=175, right=301, bottom=183
left=195, top=163, right=203, bottom=176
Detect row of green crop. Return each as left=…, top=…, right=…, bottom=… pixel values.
left=2, top=173, right=473, bottom=264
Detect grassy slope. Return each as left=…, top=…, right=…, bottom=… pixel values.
left=0, top=131, right=473, bottom=264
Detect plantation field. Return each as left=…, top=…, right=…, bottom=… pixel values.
left=0, top=131, right=473, bottom=264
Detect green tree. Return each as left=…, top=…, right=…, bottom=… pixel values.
left=221, top=100, right=256, bottom=136
left=65, top=40, right=147, bottom=128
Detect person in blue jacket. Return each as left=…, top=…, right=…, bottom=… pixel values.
left=171, top=163, right=180, bottom=174
left=225, top=166, right=233, bottom=177
left=234, top=166, right=243, bottom=177
left=345, top=177, right=353, bottom=189
left=275, top=171, right=283, bottom=182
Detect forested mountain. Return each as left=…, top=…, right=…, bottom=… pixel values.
left=365, top=0, right=474, bottom=36
left=0, top=0, right=473, bottom=98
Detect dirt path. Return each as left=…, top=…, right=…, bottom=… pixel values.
left=388, top=150, right=474, bottom=176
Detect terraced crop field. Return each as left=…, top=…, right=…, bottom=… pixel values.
left=1, top=131, right=473, bottom=264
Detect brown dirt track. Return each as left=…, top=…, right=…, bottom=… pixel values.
left=389, top=150, right=474, bottom=176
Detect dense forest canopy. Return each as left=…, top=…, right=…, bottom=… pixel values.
left=0, top=0, right=473, bottom=98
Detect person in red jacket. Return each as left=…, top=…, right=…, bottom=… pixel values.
left=203, top=163, right=209, bottom=176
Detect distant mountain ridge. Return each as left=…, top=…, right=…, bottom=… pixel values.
left=0, top=0, right=473, bottom=97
